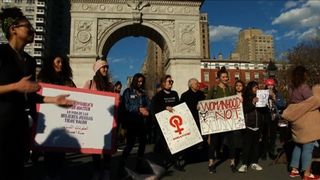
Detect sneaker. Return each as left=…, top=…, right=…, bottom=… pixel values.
left=250, top=163, right=263, bottom=171
left=289, top=169, right=300, bottom=178
left=208, top=165, right=216, bottom=174
left=238, top=164, right=247, bottom=173
left=303, top=173, right=320, bottom=180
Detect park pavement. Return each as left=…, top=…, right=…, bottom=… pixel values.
left=24, top=144, right=295, bottom=180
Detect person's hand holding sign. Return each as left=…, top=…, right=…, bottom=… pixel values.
left=166, top=106, right=174, bottom=113
left=252, top=97, right=259, bottom=105
left=139, top=107, right=149, bottom=116
left=44, top=94, right=75, bottom=107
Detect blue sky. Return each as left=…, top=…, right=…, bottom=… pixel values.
left=108, top=0, right=320, bottom=87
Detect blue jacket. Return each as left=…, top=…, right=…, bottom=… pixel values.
left=122, top=87, right=150, bottom=121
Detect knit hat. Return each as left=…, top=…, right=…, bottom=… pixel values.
left=93, top=60, right=108, bottom=73
left=265, top=78, right=275, bottom=86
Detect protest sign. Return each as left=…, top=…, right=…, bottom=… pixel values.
left=198, top=95, right=245, bottom=135
left=33, top=83, right=119, bottom=154
left=256, top=90, right=269, bottom=107
left=155, top=103, right=203, bottom=154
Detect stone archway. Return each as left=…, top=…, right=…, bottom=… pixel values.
left=69, top=0, right=205, bottom=94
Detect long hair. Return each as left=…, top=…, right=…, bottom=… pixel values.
left=0, top=7, right=27, bottom=39
left=93, top=70, right=113, bottom=92
left=160, top=74, right=172, bottom=89
left=244, top=81, right=258, bottom=98
left=37, top=54, right=73, bottom=83
left=291, top=65, right=308, bottom=89
left=234, top=79, right=245, bottom=94
left=131, top=73, right=145, bottom=91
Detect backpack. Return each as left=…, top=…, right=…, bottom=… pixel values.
left=275, top=92, right=286, bottom=110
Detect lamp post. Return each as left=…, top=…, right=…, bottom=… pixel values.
left=266, top=60, right=277, bottom=79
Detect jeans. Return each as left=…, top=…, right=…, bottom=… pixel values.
left=290, top=142, right=315, bottom=171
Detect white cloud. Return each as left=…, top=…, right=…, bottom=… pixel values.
left=273, top=0, right=320, bottom=29
left=273, top=0, right=320, bottom=42
left=272, top=7, right=312, bottom=27
left=298, top=27, right=320, bottom=41
left=265, top=29, right=277, bottom=35
left=209, top=25, right=241, bottom=42
left=283, top=1, right=299, bottom=11
left=129, top=65, right=134, bottom=69
left=284, top=30, right=300, bottom=39
left=108, top=57, right=126, bottom=63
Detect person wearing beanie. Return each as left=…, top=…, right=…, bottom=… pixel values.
left=83, top=57, right=113, bottom=180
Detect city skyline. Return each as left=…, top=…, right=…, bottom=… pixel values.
left=107, top=0, right=320, bottom=87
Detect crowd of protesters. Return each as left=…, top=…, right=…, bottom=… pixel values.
left=1, top=7, right=320, bottom=180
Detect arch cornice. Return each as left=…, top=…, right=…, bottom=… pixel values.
left=97, top=20, right=174, bottom=58
left=71, top=0, right=204, bottom=7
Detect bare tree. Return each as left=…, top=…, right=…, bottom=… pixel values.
left=287, top=38, right=320, bottom=85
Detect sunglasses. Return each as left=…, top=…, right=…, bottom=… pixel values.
left=167, top=80, right=174, bottom=84
left=13, top=23, right=33, bottom=30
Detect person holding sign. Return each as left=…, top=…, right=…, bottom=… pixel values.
left=37, top=54, right=76, bottom=179
left=260, top=78, right=279, bottom=161
left=206, top=66, right=236, bottom=173
left=83, top=57, right=114, bottom=180
left=238, top=81, right=264, bottom=173
left=0, top=7, right=74, bottom=180
left=153, top=75, right=185, bottom=171
left=119, top=73, right=150, bottom=174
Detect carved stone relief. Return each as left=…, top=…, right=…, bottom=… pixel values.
left=178, top=23, right=196, bottom=53
left=149, top=20, right=175, bottom=43
left=73, top=20, right=93, bottom=53
left=97, top=19, right=124, bottom=40
left=72, top=3, right=197, bottom=15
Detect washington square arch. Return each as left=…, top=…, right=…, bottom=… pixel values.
left=69, top=0, right=209, bottom=94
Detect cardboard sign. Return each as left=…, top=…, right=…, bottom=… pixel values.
left=198, top=95, right=245, bottom=135
left=256, top=90, right=269, bottom=107
left=33, top=83, right=119, bottom=154
left=155, top=103, right=203, bottom=154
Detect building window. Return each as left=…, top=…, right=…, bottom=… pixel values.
left=215, top=63, right=219, bottom=69
left=235, top=73, right=240, bottom=80
left=204, top=72, right=209, bottom=82
left=27, top=0, right=35, bottom=4
left=204, top=63, right=208, bottom=69
left=3, top=0, right=12, bottom=2
left=254, top=72, right=259, bottom=80
left=26, top=7, right=34, bottom=12
left=15, top=0, right=22, bottom=3
left=245, top=72, right=250, bottom=82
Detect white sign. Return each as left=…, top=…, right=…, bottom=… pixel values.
left=256, top=90, right=269, bottom=107
left=155, top=103, right=203, bottom=154
left=33, top=83, right=119, bottom=154
left=198, top=95, right=245, bottom=135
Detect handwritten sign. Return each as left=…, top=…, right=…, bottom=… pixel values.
left=33, top=83, right=119, bottom=154
left=256, top=90, right=269, bottom=107
left=155, top=103, right=203, bottom=154
left=198, top=95, right=245, bottom=135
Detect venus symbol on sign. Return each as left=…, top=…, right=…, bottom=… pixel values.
left=169, top=115, right=184, bottom=135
